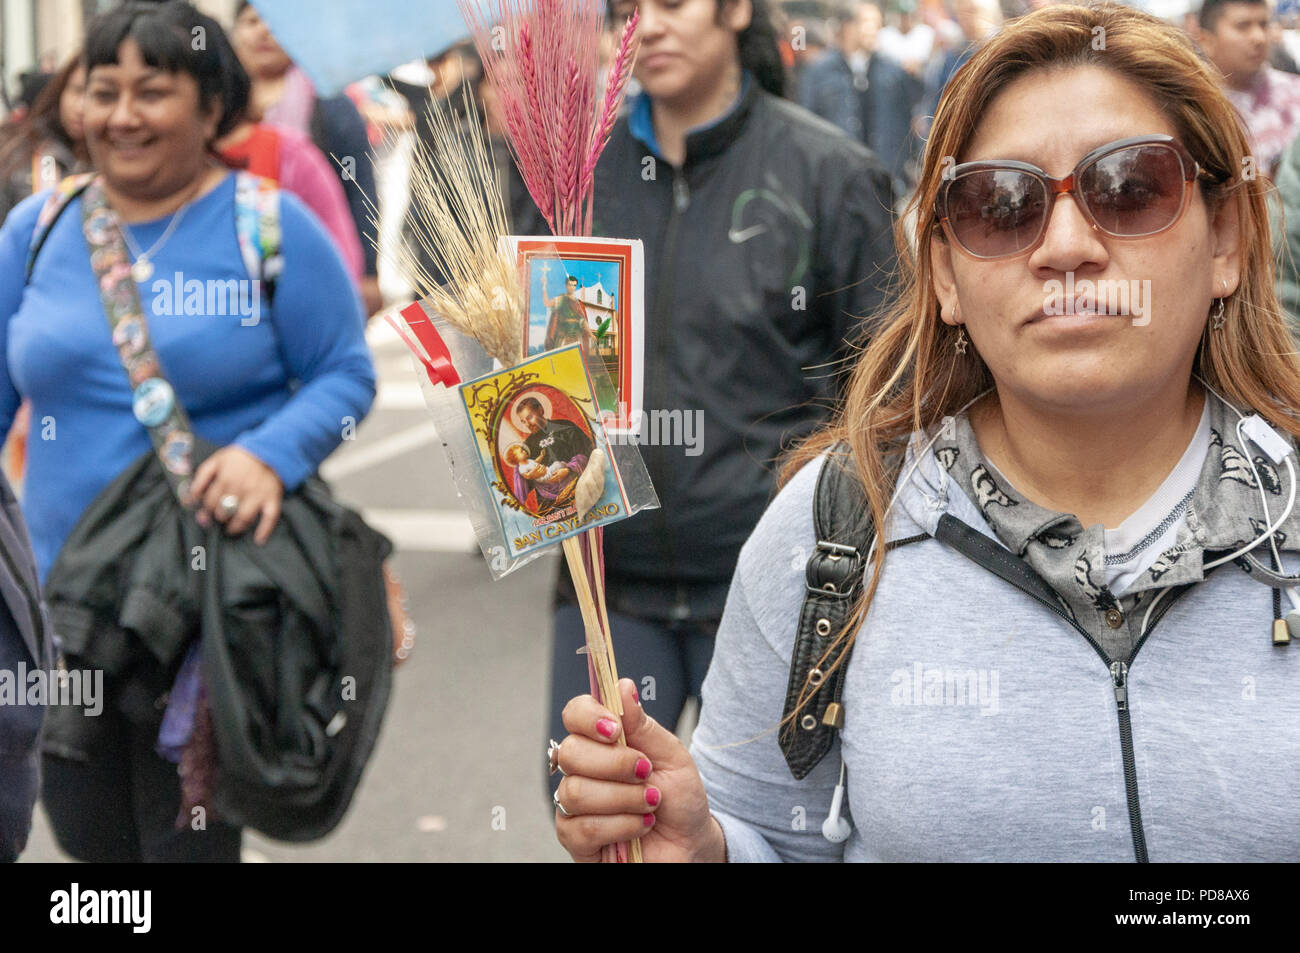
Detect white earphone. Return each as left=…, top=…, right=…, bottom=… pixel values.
left=822, top=759, right=852, bottom=844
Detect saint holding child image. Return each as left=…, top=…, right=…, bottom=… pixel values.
left=503, top=391, right=596, bottom=515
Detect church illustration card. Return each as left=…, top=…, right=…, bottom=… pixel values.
left=503, top=236, right=644, bottom=436
left=459, top=344, right=632, bottom=558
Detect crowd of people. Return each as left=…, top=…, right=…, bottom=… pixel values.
left=0, top=0, right=1297, bottom=864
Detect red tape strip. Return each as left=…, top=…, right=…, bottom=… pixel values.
left=386, top=301, right=461, bottom=388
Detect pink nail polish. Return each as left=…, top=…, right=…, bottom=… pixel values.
left=596, top=718, right=618, bottom=738
left=645, top=787, right=660, bottom=807
left=643, top=813, right=655, bottom=827
left=634, top=758, right=652, bottom=780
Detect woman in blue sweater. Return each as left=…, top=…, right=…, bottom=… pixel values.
left=0, top=1, right=374, bottom=861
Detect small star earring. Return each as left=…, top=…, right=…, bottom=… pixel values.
left=955, top=325, right=968, bottom=355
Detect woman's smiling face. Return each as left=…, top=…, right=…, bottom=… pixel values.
left=83, top=37, right=218, bottom=202
left=930, top=65, right=1242, bottom=417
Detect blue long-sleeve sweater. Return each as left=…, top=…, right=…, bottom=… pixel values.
left=0, top=172, right=376, bottom=582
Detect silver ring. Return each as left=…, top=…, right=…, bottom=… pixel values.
left=547, top=738, right=565, bottom=777
left=552, top=788, right=573, bottom=818
left=219, top=494, right=240, bottom=518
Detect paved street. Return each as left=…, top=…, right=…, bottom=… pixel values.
left=22, top=319, right=574, bottom=863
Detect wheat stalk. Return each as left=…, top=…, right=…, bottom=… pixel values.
left=581, top=11, right=639, bottom=233
left=376, top=86, right=523, bottom=368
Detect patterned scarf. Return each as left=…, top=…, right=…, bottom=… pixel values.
left=931, top=394, right=1300, bottom=660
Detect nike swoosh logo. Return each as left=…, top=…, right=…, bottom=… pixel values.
left=728, top=224, right=769, bottom=244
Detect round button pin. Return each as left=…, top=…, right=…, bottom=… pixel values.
left=132, top=378, right=174, bottom=428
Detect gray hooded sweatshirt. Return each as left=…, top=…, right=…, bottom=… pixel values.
left=690, top=393, right=1300, bottom=861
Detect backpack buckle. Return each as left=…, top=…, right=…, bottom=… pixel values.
left=806, top=541, right=861, bottom=596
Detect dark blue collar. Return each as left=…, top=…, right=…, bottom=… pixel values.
left=628, top=71, right=754, bottom=163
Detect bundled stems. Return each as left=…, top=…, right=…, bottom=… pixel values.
left=460, top=0, right=644, bottom=863
left=561, top=536, right=642, bottom=864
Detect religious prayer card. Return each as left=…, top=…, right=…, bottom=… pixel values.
left=503, top=236, right=644, bottom=436
left=459, top=344, right=632, bottom=558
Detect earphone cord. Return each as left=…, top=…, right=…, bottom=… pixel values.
left=1235, top=414, right=1290, bottom=625
left=1141, top=378, right=1300, bottom=637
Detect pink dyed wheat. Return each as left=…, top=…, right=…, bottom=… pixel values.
left=458, top=0, right=640, bottom=239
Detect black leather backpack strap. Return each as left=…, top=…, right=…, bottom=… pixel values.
left=779, top=445, right=876, bottom=780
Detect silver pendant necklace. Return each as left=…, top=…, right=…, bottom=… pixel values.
left=120, top=180, right=203, bottom=283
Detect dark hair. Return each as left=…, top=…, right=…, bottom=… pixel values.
left=0, top=52, right=89, bottom=181
left=16, top=70, right=53, bottom=112
left=734, top=0, right=787, bottom=97
left=606, top=0, right=788, bottom=98
left=566, top=274, right=579, bottom=283
left=518, top=396, right=545, bottom=415
left=84, top=0, right=250, bottom=139
left=1198, top=0, right=1267, bottom=32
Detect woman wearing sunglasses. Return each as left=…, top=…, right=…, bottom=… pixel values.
left=550, top=3, right=1300, bottom=862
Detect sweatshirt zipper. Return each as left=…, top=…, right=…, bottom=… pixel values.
left=648, top=166, right=690, bottom=614
left=1108, top=659, right=1145, bottom=861
left=1030, top=583, right=1193, bottom=862
left=1106, top=586, right=1186, bottom=861
left=934, top=517, right=1199, bottom=862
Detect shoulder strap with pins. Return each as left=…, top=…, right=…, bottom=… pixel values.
left=779, top=443, right=876, bottom=781
left=25, top=172, right=95, bottom=281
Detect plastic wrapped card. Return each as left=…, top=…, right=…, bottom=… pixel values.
left=502, top=236, right=644, bottom=436
left=390, top=300, right=658, bottom=580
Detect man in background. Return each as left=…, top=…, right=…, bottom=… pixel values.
left=877, top=0, right=934, bottom=80
left=1198, top=0, right=1300, bottom=176
left=799, top=0, right=915, bottom=194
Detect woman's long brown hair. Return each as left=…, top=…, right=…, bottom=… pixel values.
left=778, top=3, right=1300, bottom=727
left=0, top=53, right=88, bottom=183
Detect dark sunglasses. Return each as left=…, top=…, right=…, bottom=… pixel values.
left=934, top=135, right=1210, bottom=261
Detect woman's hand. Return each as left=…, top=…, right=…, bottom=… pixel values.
left=554, top=678, right=726, bottom=863
left=190, top=446, right=284, bottom=544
